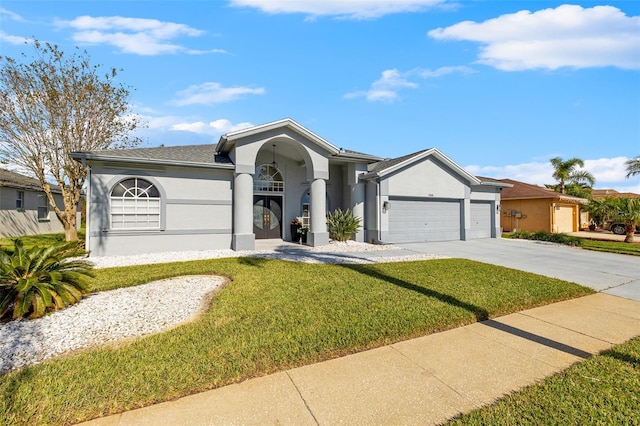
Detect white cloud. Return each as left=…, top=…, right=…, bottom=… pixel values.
left=428, top=5, right=640, bottom=70
left=0, top=8, right=25, bottom=22
left=345, top=66, right=472, bottom=102
left=466, top=156, right=640, bottom=193
left=229, top=0, right=447, bottom=19
left=418, top=65, right=474, bottom=78
left=173, top=82, right=265, bottom=106
left=345, top=69, right=418, bottom=102
left=56, top=16, right=221, bottom=56
left=171, top=119, right=254, bottom=135
left=0, top=31, right=31, bottom=45
left=136, top=113, right=253, bottom=137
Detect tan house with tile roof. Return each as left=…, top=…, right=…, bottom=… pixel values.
left=591, top=189, right=640, bottom=199
left=496, top=178, right=589, bottom=233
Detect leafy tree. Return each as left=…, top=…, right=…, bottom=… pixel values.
left=626, top=155, right=640, bottom=179
left=0, top=40, right=142, bottom=241
left=610, top=197, right=640, bottom=243
left=0, top=239, right=94, bottom=320
left=562, top=183, right=592, bottom=200
left=327, top=208, right=362, bottom=242
left=549, top=157, right=595, bottom=194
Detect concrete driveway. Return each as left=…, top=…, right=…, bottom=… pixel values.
left=398, top=238, right=640, bottom=301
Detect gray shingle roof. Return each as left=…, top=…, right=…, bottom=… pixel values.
left=92, top=144, right=218, bottom=162
left=367, top=149, right=431, bottom=173
left=0, top=168, right=61, bottom=192
left=76, top=144, right=232, bottom=166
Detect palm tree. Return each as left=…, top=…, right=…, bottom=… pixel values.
left=549, top=157, right=596, bottom=194
left=550, top=157, right=596, bottom=194
left=611, top=197, right=640, bottom=243
left=0, top=240, right=94, bottom=320
left=625, top=155, right=640, bottom=178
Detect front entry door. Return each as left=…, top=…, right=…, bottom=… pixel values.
left=253, top=196, right=282, bottom=239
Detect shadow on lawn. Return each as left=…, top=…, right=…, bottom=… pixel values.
left=343, top=263, right=490, bottom=322
left=246, top=247, right=491, bottom=321
left=601, top=347, right=640, bottom=366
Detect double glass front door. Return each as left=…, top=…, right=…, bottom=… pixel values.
left=253, top=195, right=282, bottom=239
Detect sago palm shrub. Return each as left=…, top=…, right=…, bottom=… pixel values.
left=0, top=239, right=95, bottom=320
left=327, top=208, right=362, bottom=242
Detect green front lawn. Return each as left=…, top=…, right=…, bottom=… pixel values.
left=448, top=337, right=640, bottom=425
left=0, top=257, right=593, bottom=426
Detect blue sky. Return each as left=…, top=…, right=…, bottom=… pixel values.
left=1, top=0, right=639, bottom=192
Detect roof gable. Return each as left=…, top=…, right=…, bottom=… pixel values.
left=362, top=148, right=482, bottom=185
left=216, top=118, right=340, bottom=156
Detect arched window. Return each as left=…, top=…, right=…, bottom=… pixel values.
left=253, top=164, right=284, bottom=192
left=110, top=178, right=161, bottom=229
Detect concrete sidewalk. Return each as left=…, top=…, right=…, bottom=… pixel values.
left=82, top=293, right=640, bottom=426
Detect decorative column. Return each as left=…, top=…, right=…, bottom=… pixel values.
left=232, top=172, right=255, bottom=251
left=351, top=182, right=365, bottom=242
left=309, top=178, right=329, bottom=247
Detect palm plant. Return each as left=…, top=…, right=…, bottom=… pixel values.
left=583, top=198, right=613, bottom=228
left=549, top=157, right=595, bottom=194
left=327, top=208, right=362, bottom=242
left=625, top=155, right=640, bottom=179
left=0, top=239, right=95, bottom=320
left=610, top=197, right=640, bottom=243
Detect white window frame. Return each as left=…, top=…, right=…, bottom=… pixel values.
left=110, top=178, right=161, bottom=230
left=253, top=164, right=284, bottom=193
left=37, top=194, right=50, bottom=221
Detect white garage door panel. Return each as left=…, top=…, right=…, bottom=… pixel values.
left=388, top=200, right=460, bottom=243
left=555, top=206, right=574, bottom=233
left=470, top=202, right=492, bottom=239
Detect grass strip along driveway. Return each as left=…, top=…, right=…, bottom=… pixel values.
left=0, top=257, right=593, bottom=425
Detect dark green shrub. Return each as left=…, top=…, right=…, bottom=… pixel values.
left=327, top=208, right=362, bottom=242
left=0, top=239, right=95, bottom=320
left=511, top=230, right=533, bottom=239
left=509, top=230, right=582, bottom=247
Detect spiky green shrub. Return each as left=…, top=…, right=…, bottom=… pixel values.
left=327, top=208, right=362, bottom=242
left=0, top=240, right=95, bottom=320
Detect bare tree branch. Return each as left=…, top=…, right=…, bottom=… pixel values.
left=0, top=40, right=143, bottom=241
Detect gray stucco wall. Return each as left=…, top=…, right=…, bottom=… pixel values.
left=366, top=156, right=502, bottom=243
left=86, top=163, right=233, bottom=256
left=0, top=187, right=66, bottom=237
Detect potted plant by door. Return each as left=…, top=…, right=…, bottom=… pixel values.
left=290, top=218, right=302, bottom=243
left=299, top=226, right=310, bottom=244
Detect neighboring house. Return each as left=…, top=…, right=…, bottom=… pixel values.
left=591, top=189, right=640, bottom=200
left=0, top=168, right=66, bottom=237
left=496, top=178, right=588, bottom=233
left=71, top=118, right=508, bottom=257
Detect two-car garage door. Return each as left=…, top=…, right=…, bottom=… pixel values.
left=387, top=199, right=493, bottom=243
left=388, top=200, right=461, bottom=243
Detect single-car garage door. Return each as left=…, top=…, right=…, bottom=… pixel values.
left=470, top=202, right=492, bottom=239
left=388, top=199, right=461, bottom=243
left=554, top=206, right=575, bottom=233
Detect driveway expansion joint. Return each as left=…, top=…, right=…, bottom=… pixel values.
left=285, top=371, right=320, bottom=426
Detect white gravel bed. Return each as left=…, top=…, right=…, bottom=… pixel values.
left=0, top=275, right=224, bottom=375
left=88, top=241, right=421, bottom=269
